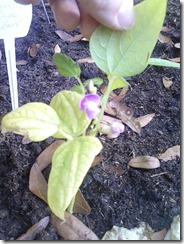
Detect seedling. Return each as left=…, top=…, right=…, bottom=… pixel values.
left=1, top=0, right=178, bottom=220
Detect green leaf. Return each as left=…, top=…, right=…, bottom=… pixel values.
left=48, top=136, right=102, bottom=219
left=50, top=90, right=90, bottom=138
left=148, top=58, right=180, bottom=68
left=1, top=103, right=61, bottom=141
left=70, top=85, right=84, bottom=94
left=90, top=0, right=167, bottom=77
left=84, top=78, right=104, bottom=87
left=110, top=76, right=129, bottom=91
left=53, top=53, right=81, bottom=77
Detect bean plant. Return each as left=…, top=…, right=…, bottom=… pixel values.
left=1, top=0, right=176, bottom=220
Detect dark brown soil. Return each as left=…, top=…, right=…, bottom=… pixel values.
left=0, top=0, right=180, bottom=240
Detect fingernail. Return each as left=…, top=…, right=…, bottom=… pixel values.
left=118, top=8, right=135, bottom=30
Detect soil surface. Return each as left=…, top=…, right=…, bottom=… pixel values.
left=0, top=0, right=180, bottom=240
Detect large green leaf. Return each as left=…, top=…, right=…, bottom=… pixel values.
left=1, top=103, right=61, bottom=141
left=53, top=53, right=81, bottom=77
left=48, top=136, right=102, bottom=219
left=50, top=90, right=90, bottom=138
left=90, top=0, right=167, bottom=77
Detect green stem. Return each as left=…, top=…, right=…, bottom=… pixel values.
left=91, top=75, right=116, bottom=136
left=76, top=77, right=85, bottom=95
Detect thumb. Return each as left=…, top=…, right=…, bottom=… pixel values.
left=78, top=0, right=135, bottom=30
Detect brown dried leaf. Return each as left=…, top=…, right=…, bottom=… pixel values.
left=28, top=44, right=40, bottom=57
left=29, top=163, right=48, bottom=203
left=158, top=33, right=173, bottom=46
left=29, top=140, right=64, bottom=202
left=162, top=77, right=173, bottom=88
left=111, top=86, right=129, bottom=102
left=16, top=60, right=28, bottom=65
left=128, top=156, right=160, bottom=169
left=16, top=216, right=50, bottom=240
left=73, top=190, right=91, bottom=215
left=77, top=57, right=94, bottom=63
left=51, top=212, right=99, bottom=240
left=36, top=140, right=64, bottom=170
left=22, top=136, right=32, bottom=144
left=55, top=30, right=83, bottom=42
left=168, top=57, right=180, bottom=63
left=135, top=113, right=155, bottom=128
left=109, top=100, right=141, bottom=134
left=103, top=162, right=125, bottom=176
left=150, top=228, right=167, bottom=240
left=100, top=85, right=117, bottom=100
left=91, top=156, right=103, bottom=168
left=161, top=26, right=171, bottom=32
left=158, top=145, right=180, bottom=162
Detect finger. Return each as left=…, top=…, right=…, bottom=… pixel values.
left=14, top=0, right=40, bottom=4
left=78, top=4, right=99, bottom=39
left=49, top=0, right=80, bottom=30
left=78, top=0, right=135, bottom=30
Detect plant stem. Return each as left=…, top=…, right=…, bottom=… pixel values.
left=91, top=75, right=115, bottom=136
left=76, top=77, right=85, bottom=95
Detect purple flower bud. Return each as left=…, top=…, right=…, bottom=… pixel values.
left=80, top=94, right=100, bottom=120
left=111, top=122, right=125, bottom=134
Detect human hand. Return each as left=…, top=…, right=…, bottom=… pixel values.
left=14, top=0, right=135, bottom=38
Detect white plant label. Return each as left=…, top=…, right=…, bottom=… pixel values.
left=0, top=0, right=32, bottom=110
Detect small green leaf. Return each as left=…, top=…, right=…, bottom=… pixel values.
left=110, top=76, right=129, bottom=91
left=90, top=0, right=167, bottom=77
left=53, top=53, right=81, bottom=77
left=70, top=85, right=84, bottom=94
left=84, top=78, right=104, bottom=87
left=148, top=58, right=180, bottom=68
left=1, top=103, right=61, bottom=141
left=50, top=90, right=90, bottom=138
left=48, top=136, right=102, bottom=219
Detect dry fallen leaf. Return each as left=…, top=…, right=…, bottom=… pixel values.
left=158, top=33, right=173, bottom=46
left=162, top=77, right=173, bottom=88
left=77, top=57, right=94, bottom=63
left=91, top=156, right=103, bottom=167
left=128, top=156, right=160, bottom=169
left=55, top=30, right=83, bottom=42
left=22, top=136, right=32, bottom=144
left=73, top=190, right=91, bottom=215
left=16, top=60, right=28, bottom=65
left=158, top=145, right=180, bottom=162
left=161, top=26, right=172, bottom=32
left=109, top=100, right=141, bottom=134
left=16, top=216, right=50, bottom=240
left=51, top=213, right=99, bottom=240
left=36, top=140, right=64, bottom=170
left=150, top=228, right=168, bottom=240
left=111, top=86, right=129, bottom=102
left=29, top=163, right=48, bottom=203
left=168, top=57, right=180, bottom=63
left=135, top=113, right=155, bottom=128
left=28, top=43, right=41, bottom=57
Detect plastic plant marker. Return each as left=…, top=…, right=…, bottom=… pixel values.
left=0, top=0, right=32, bottom=110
